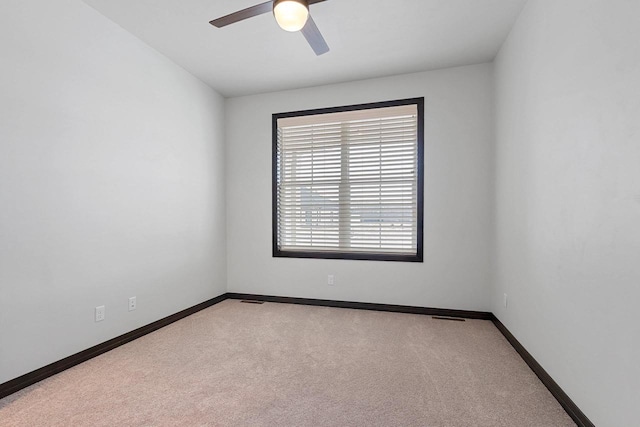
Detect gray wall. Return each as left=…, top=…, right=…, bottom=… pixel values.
left=226, top=64, right=494, bottom=311
left=493, top=1, right=640, bottom=425
left=0, top=0, right=227, bottom=383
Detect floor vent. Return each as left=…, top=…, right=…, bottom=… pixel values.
left=240, top=300, right=265, bottom=304
left=432, top=316, right=466, bottom=322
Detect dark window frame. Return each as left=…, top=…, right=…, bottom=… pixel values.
left=272, top=97, right=424, bottom=262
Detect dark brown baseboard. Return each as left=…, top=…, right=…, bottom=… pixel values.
left=491, top=315, right=595, bottom=427
left=0, top=293, right=228, bottom=400
left=226, top=293, right=493, bottom=319
left=1, top=292, right=594, bottom=427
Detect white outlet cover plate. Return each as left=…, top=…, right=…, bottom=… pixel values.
left=95, top=305, right=105, bottom=322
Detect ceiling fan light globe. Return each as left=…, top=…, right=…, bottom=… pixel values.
left=273, top=0, right=309, bottom=32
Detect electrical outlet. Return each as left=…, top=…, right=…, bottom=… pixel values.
left=129, top=296, right=137, bottom=311
left=327, top=274, right=335, bottom=286
left=503, top=293, right=508, bottom=308
left=95, top=305, right=105, bottom=322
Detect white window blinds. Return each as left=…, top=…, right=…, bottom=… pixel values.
left=274, top=101, right=422, bottom=260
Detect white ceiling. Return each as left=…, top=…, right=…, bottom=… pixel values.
left=84, top=0, right=527, bottom=97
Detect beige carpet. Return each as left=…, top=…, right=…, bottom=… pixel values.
left=0, top=300, right=575, bottom=426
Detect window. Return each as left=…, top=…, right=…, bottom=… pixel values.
left=273, top=98, right=423, bottom=262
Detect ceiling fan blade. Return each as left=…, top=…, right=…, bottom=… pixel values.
left=301, top=15, right=329, bottom=56
left=308, top=0, right=328, bottom=4
left=209, top=1, right=273, bottom=28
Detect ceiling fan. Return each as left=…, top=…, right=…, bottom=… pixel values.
left=209, top=0, right=330, bottom=56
